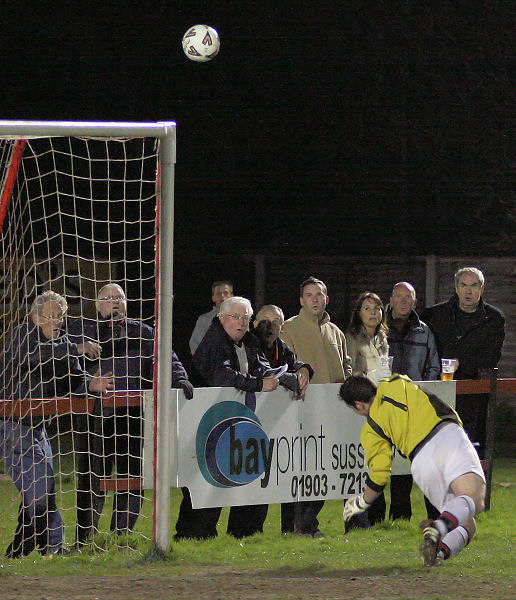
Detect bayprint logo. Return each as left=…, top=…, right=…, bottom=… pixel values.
left=196, top=399, right=272, bottom=488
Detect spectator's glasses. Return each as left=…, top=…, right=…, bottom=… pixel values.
left=40, top=314, right=65, bottom=322
left=99, top=295, right=125, bottom=302
left=227, top=314, right=251, bottom=324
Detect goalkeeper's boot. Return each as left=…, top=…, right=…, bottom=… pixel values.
left=419, top=519, right=441, bottom=567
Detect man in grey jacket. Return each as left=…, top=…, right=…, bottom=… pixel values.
left=387, top=282, right=440, bottom=382
left=189, top=280, right=233, bottom=354
left=384, top=281, right=440, bottom=521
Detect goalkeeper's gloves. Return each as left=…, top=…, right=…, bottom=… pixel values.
left=342, top=493, right=372, bottom=522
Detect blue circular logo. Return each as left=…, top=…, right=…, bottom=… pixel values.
left=196, top=401, right=270, bottom=488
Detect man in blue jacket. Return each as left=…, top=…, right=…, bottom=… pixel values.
left=1, top=291, right=113, bottom=558
left=68, top=283, right=193, bottom=546
left=387, top=282, right=440, bottom=382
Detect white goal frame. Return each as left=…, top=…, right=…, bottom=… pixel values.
left=0, top=120, right=176, bottom=553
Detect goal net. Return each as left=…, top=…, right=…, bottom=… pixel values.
left=0, top=121, right=176, bottom=556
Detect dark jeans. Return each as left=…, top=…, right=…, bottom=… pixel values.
left=281, top=502, right=296, bottom=533
left=227, top=504, right=268, bottom=538
left=5, top=503, right=60, bottom=558
left=294, top=500, right=324, bottom=535
left=175, top=488, right=222, bottom=540
left=75, top=407, right=143, bottom=545
left=390, top=474, right=413, bottom=520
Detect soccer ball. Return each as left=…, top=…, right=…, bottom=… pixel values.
left=182, top=25, right=220, bottom=62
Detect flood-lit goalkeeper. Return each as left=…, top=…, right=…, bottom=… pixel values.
left=338, top=374, right=486, bottom=567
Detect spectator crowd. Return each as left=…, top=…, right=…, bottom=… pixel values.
left=0, top=266, right=505, bottom=560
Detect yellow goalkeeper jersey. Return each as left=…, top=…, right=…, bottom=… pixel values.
left=362, top=374, right=461, bottom=491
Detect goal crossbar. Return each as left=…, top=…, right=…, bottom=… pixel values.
left=0, top=120, right=176, bottom=140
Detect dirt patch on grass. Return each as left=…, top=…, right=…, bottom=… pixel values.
left=1, top=568, right=512, bottom=600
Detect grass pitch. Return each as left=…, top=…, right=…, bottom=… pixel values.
left=0, top=458, right=514, bottom=583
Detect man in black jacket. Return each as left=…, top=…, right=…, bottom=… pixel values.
left=175, top=296, right=281, bottom=540
left=252, top=304, right=313, bottom=533
left=68, top=283, right=193, bottom=546
left=421, top=267, right=505, bottom=459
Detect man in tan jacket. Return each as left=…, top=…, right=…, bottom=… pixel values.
left=280, top=276, right=352, bottom=537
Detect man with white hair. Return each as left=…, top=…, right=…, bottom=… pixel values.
left=253, top=304, right=313, bottom=533
left=193, top=296, right=279, bottom=392
left=176, top=296, right=280, bottom=540
left=422, top=267, right=505, bottom=459
left=1, top=290, right=112, bottom=558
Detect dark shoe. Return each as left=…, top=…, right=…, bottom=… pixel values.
left=40, top=545, right=71, bottom=556
left=295, top=529, right=324, bottom=539
left=5, top=545, right=34, bottom=559
left=419, top=519, right=441, bottom=567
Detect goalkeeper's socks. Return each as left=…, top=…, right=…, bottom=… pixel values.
left=437, top=526, right=470, bottom=560
left=436, top=495, right=476, bottom=534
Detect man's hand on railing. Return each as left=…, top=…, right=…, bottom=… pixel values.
left=176, top=379, right=194, bottom=400
left=89, top=369, right=114, bottom=394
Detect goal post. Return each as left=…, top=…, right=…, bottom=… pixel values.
left=0, top=120, right=176, bottom=554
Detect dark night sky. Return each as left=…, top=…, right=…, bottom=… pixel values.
left=1, top=1, right=514, bottom=257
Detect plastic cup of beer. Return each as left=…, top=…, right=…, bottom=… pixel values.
left=441, top=358, right=459, bottom=381
left=379, top=355, right=394, bottom=370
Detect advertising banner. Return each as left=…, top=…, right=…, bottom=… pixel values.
left=146, top=380, right=455, bottom=509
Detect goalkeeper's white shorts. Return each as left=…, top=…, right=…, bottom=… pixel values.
left=411, top=423, right=485, bottom=513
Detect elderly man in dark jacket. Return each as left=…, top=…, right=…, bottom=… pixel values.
left=421, top=267, right=505, bottom=459
left=252, top=303, right=314, bottom=533
left=68, top=283, right=193, bottom=546
left=1, top=291, right=112, bottom=558
left=175, top=296, right=282, bottom=540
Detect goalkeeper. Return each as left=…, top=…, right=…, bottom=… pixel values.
left=68, top=283, right=193, bottom=546
left=338, top=374, right=486, bottom=566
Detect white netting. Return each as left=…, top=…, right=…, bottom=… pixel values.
left=0, top=135, right=160, bottom=555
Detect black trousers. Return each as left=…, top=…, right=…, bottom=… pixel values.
left=175, top=488, right=268, bottom=539
left=281, top=502, right=296, bottom=533
left=5, top=501, right=60, bottom=558
left=293, top=500, right=324, bottom=535
left=75, top=407, right=143, bottom=545
left=175, top=488, right=221, bottom=540
left=456, top=393, right=488, bottom=459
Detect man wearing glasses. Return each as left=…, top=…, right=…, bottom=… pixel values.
left=68, top=283, right=193, bottom=546
left=175, top=296, right=280, bottom=540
